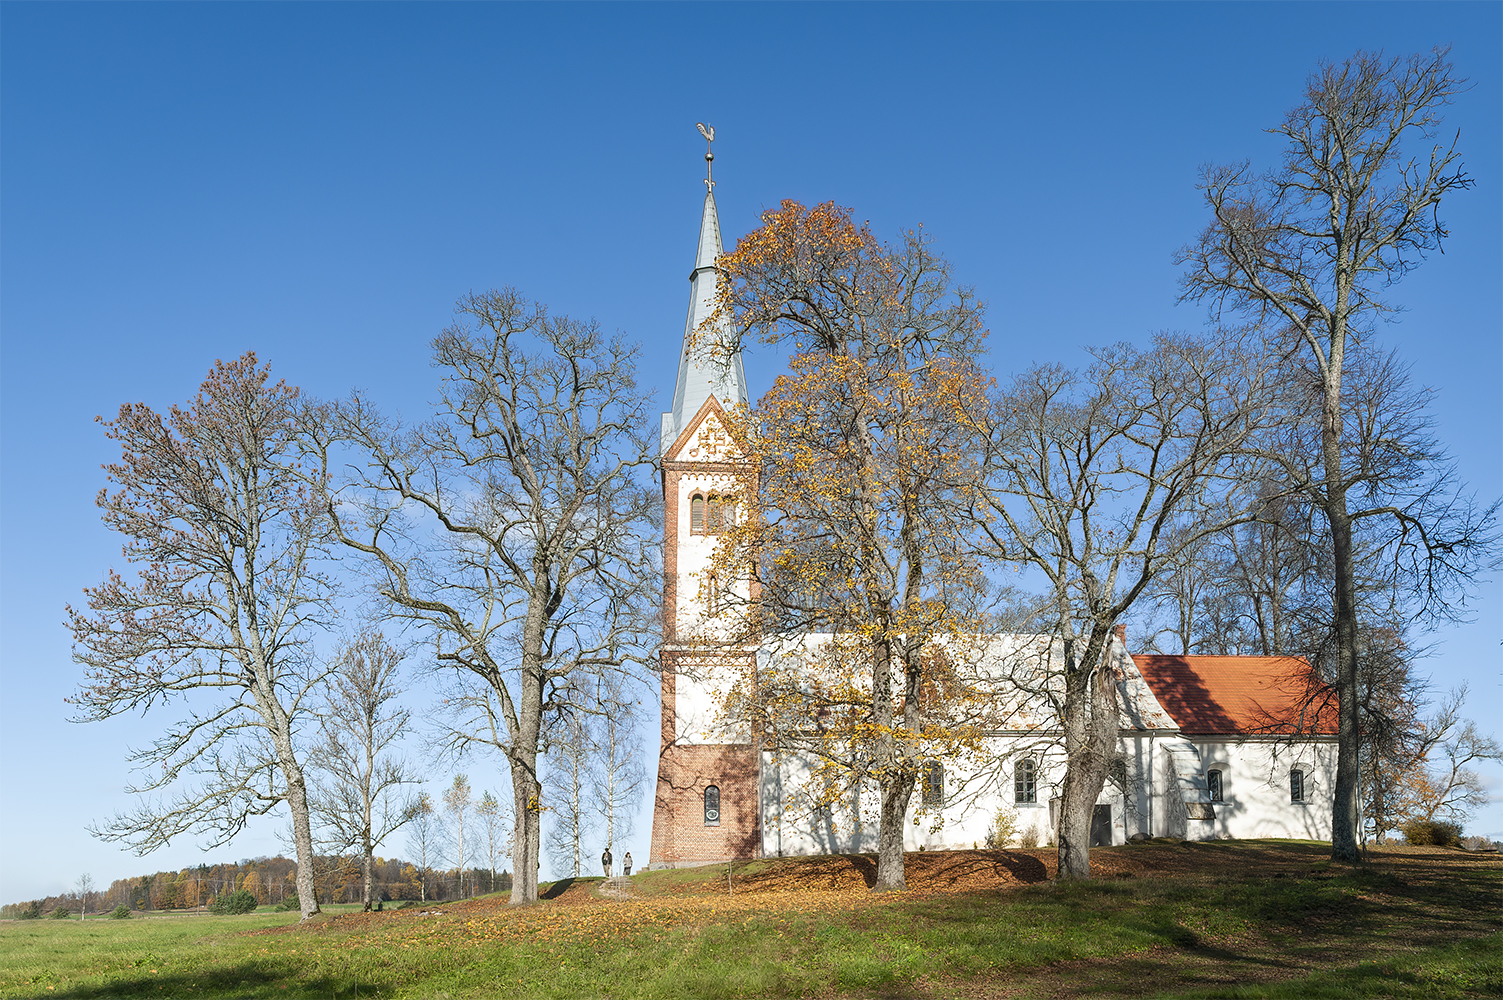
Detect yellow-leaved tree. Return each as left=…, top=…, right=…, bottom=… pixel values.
left=707, top=201, right=992, bottom=892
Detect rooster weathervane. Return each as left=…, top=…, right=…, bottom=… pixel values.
left=697, top=122, right=715, bottom=191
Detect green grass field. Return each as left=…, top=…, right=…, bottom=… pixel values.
left=1, top=843, right=1497, bottom=999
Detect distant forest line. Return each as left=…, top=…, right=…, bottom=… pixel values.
left=1, top=854, right=512, bottom=919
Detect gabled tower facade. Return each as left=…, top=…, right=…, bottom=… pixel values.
left=647, top=148, right=762, bottom=868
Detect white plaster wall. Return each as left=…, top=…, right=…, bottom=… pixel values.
left=673, top=470, right=745, bottom=641
left=757, top=733, right=1336, bottom=856
left=674, top=657, right=750, bottom=745
left=759, top=738, right=1144, bottom=857
left=1192, top=738, right=1337, bottom=841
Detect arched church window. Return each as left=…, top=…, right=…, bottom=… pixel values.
left=1289, top=768, right=1305, bottom=803
left=1015, top=758, right=1037, bottom=804
left=1207, top=768, right=1223, bottom=803
left=703, top=785, right=721, bottom=826
left=690, top=493, right=737, bottom=535
left=921, top=761, right=944, bottom=807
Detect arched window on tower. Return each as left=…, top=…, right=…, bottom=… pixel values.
left=703, top=785, right=721, bottom=826
left=690, top=493, right=737, bottom=535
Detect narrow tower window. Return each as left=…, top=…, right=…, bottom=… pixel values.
left=703, top=785, right=721, bottom=825
left=691, top=495, right=705, bottom=533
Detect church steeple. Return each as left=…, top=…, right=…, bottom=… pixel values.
left=661, top=131, right=748, bottom=456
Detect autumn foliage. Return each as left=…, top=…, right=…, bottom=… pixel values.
left=707, top=201, right=992, bottom=891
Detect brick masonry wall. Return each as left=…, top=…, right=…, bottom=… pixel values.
left=648, top=649, right=762, bottom=866
left=650, top=444, right=762, bottom=867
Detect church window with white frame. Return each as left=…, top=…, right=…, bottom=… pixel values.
left=1015, top=758, right=1037, bottom=804
left=921, top=761, right=944, bottom=807
left=1207, top=768, right=1223, bottom=803
left=1289, top=768, right=1305, bottom=803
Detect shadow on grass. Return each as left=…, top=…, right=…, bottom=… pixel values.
left=51, top=962, right=391, bottom=998
left=540, top=876, right=577, bottom=900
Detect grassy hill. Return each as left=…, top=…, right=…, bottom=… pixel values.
left=1, top=841, right=1497, bottom=999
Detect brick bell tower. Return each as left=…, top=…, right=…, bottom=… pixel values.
left=647, top=128, right=762, bottom=868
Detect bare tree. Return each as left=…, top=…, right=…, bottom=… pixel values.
left=75, top=874, right=94, bottom=921
left=975, top=334, right=1278, bottom=879
left=1177, top=49, right=1496, bottom=862
left=307, top=289, right=659, bottom=904
left=68, top=353, right=333, bottom=920
left=544, top=714, right=593, bottom=878
left=309, top=631, right=420, bottom=911
left=590, top=670, right=647, bottom=854
left=476, top=790, right=509, bottom=894
left=404, top=793, right=446, bottom=902
left=1393, top=686, right=1502, bottom=827
left=442, top=774, right=473, bottom=898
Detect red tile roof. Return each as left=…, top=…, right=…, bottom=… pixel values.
left=1132, top=655, right=1338, bottom=736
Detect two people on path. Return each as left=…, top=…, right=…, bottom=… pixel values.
left=601, top=847, right=634, bottom=879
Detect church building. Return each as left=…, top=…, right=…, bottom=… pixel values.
left=646, top=147, right=1339, bottom=869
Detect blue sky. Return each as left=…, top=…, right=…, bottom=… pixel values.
left=2, top=2, right=1498, bottom=904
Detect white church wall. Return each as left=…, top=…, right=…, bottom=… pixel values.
left=673, top=656, right=751, bottom=746
left=1191, top=738, right=1337, bottom=841
left=673, top=468, right=746, bottom=642
left=757, top=732, right=1338, bottom=856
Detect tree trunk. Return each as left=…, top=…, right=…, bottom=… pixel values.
left=361, top=845, right=375, bottom=912
left=1321, top=309, right=1361, bottom=865
left=284, top=762, right=321, bottom=920
left=1057, top=635, right=1118, bottom=880
left=1328, top=500, right=1363, bottom=863
left=510, top=758, right=541, bottom=903
left=874, top=775, right=913, bottom=891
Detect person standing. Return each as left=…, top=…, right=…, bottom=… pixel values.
left=623, top=852, right=633, bottom=877
left=601, top=846, right=613, bottom=878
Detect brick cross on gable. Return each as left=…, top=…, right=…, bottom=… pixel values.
left=688, top=417, right=733, bottom=460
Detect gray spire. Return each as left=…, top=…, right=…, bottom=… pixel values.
left=661, top=187, right=749, bottom=455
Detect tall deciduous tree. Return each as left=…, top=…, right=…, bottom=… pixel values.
left=69, top=353, right=333, bottom=920
left=476, top=790, right=509, bottom=893
left=712, top=201, right=991, bottom=891
left=442, top=774, right=473, bottom=899
left=75, top=874, right=94, bottom=921
left=404, top=793, right=445, bottom=902
left=309, top=631, right=420, bottom=911
left=975, top=334, right=1278, bottom=879
left=308, top=289, right=659, bottom=904
left=1178, top=50, right=1495, bottom=862
left=589, top=670, right=647, bottom=855
left=543, top=713, right=593, bottom=878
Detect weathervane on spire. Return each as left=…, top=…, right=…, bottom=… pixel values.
left=696, top=122, right=715, bottom=191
